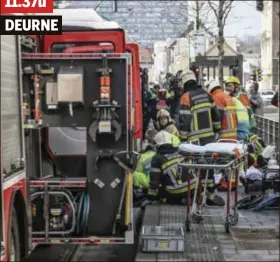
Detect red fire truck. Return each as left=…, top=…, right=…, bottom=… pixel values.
left=1, top=9, right=142, bottom=261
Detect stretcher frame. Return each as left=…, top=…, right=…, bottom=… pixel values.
left=179, top=139, right=247, bottom=233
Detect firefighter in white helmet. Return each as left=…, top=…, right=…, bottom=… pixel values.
left=147, top=131, right=224, bottom=205
left=147, top=131, right=188, bottom=204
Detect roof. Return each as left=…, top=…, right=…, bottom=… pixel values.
left=44, top=8, right=121, bottom=29
left=205, top=40, right=239, bottom=56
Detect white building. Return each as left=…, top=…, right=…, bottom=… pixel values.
left=168, top=38, right=190, bottom=75
left=152, top=41, right=167, bottom=84
left=261, top=1, right=279, bottom=91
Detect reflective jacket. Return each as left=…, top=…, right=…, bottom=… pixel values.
left=236, top=91, right=255, bottom=129
left=157, top=120, right=180, bottom=137
left=248, top=134, right=265, bottom=155
left=179, top=88, right=221, bottom=145
left=247, top=134, right=266, bottom=167
left=232, top=97, right=250, bottom=142
left=156, top=91, right=172, bottom=111
left=158, top=121, right=181, bottom=147
left=133, top=150, right=156, bottom=189
left=148, top=145, right=195, bottom=198
left=145, top=89, right=159, bottom=111
left=211, top=89, right=237, bottom=140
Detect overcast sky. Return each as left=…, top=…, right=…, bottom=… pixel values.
left=220, top=1, right=261, bottom=38
left=60, top=1, right=262, bottom=39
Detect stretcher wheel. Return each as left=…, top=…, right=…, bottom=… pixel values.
left=225, top=221, right=230, bottom=234
left=185, top=217, right=191, bottom=232
left=191, top=213, right=203, bottom=224
left=229, top=213, right=239, bottom=226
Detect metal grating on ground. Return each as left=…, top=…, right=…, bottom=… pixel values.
left=135, top=205, right=160, bottom=261
left=158, top=205, right=225, bottom=262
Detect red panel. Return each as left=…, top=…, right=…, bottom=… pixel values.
left=3, top=178, right=27, bottom=259
left=42, top=30, right=125, bottom=53
left=126, top=43, right=143, bottom=139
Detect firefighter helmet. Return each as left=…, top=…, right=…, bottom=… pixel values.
left=154, top=130, right=172, bottom=146
left=156, top=109, right=170, bottom=120
left=226, top=76, right=240, bottom=85
left=181, top=70, right=196, bottom=85
left=207, top=79, right=220, bottom=93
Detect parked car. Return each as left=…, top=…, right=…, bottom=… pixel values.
left=260, top=90, right=275, bottom=105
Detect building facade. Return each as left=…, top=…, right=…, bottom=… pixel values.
left=71, top=1, right=188, bottom=48
left=261, top=1, right=279, bottom=90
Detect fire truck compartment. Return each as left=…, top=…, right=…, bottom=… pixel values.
left=1, top=35, right=25, bottom=176
left=23, top=53, right=134, bottom=242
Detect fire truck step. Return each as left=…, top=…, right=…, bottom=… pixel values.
left=87, top=159, right=125, bottom=236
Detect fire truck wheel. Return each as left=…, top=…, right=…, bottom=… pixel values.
left=8, top=207, right=21, bottom=262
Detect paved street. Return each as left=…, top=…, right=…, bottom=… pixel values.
left=263, top=106, right=279, bottom=122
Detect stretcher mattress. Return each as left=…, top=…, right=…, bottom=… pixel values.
left=179, top=142, right=247, bottom=155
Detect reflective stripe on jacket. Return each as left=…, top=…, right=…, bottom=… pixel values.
left=248, top=134, right=265, bottom=155
left=179, top=89, right=221, bottom=145
left=147, top=145, right=214, bottom=198
left=232, top=97, right=250, bottom=142
left=148, top=147, right=189, bottom=196
left=236, top=92, right=255, bottom=129
left=211, top=89, right=237, bottom=140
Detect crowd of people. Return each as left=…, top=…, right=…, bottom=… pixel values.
left=134, top=70, right=273, bottom=207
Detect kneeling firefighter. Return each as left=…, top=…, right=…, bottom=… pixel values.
left=147, top=131, right=225, bottom=206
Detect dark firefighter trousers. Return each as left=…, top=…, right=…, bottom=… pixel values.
left=160, top=168, right=216, bottom=204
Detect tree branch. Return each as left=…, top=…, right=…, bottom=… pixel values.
left=222, top=1, right=235, bottom=29
left=207, top=1, right=219, bottom=19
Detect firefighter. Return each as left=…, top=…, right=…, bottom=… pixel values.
left=232, top=96, right=250, bottom=142
left=145, top=84, right=160, bottom=125
left=178, top=70, right=221, bottom=145
left=145, top=117, right=180, bottom=148
left=147, top=131, right=225, bottom=206
left=156, top=109, right=179, bottom=136
left=225, top=76, right=256, bottom=131
left=156, top=88, right=172, bottom=111
left=206, top=79, right=238, bottom=140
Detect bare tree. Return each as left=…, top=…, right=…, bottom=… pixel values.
left=188, top=0, right=216, bottom=34
left=207, top=0, right=235, bottom=87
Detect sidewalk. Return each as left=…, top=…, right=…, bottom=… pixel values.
left=208, top=191, right=279, bottom=261
left=136, top=191, right=279, bottom=262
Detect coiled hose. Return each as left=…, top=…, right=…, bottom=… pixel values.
left=76, top=192, right=90, bottom=235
